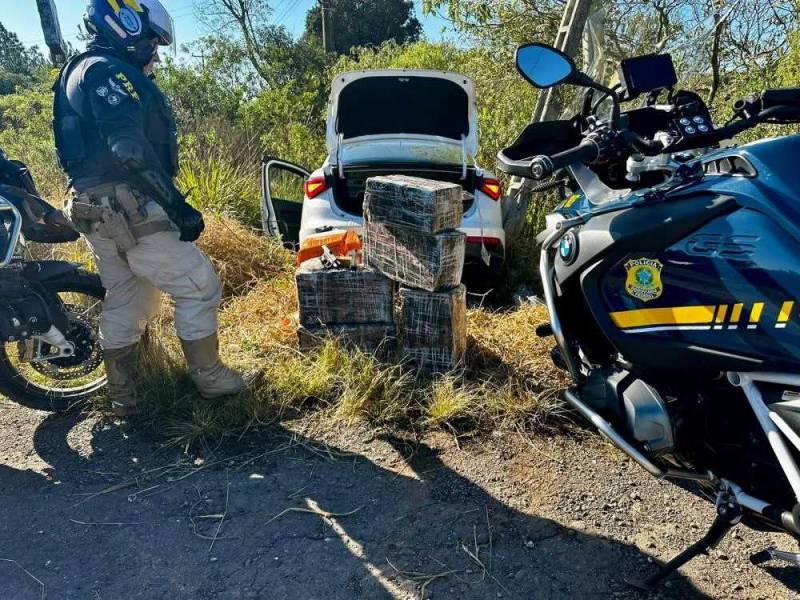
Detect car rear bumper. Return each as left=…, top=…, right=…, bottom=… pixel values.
left=465, top=235, right=505, bottom=266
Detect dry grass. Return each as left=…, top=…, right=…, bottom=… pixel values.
left=197, top=214, right=294, bottom=298
left=33, top=212, right=569, bottom=448
left=124, top=213, right=570, bottom=448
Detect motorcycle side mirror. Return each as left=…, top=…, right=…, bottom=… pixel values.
left=516, top=43, right=623, bottom=128
left=515, top=44, right=577, bottom=89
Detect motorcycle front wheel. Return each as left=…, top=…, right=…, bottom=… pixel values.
left=0, top=269, right=107, bottom=411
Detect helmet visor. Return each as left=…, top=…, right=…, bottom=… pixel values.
left=140, top=0, right=176, bottom=51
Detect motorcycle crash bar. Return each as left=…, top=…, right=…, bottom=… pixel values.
left=562, top=387, right=800, bottom=537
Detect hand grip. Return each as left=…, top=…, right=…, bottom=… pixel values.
left=529, top=141, right=601, bottom=180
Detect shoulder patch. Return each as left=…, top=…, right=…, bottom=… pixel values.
left=114, top=72, right=141, bottom=101
left=95, top=86, right=109, bottom=97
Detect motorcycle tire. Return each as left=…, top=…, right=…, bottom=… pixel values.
left=0, top=269, right=106, bottom=412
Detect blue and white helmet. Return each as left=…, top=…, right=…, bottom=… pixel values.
left=85, top=0, right=175, bottom=65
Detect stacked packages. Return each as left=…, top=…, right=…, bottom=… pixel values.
left=294, top=175, right=468, bottom=374
left=364, top=175, right=468, bottom=374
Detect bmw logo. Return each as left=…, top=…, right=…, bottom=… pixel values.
left=559, top=231, right=579, bottom=265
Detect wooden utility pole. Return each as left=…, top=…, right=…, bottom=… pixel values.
left=504, top=0, right=595, bottom=249
left=35, top=0, right=67, bottom=65
left=532, top=0, right=594, bottom=122
left=320, top=0, right=336, bottom=53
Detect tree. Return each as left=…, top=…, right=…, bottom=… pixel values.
left=422, top=0, right=563, bottom=48
left=0, top=23, right=47, bottom=95
left=200, top=0, right=332, bottom=91
left=425, top=0, right=799, bottom=108
left=304, top=0, right=422, bottom=54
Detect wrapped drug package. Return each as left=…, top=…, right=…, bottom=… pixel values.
left=399, top=285, right=467, bottom=374
left=296, top=258, right=394, bottom=327
left=364, top=221, right=466, bottom=292
left=363, top=175, right=464, bottom=234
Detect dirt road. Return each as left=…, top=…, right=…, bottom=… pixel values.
left=1, top=398, right=798, bottom=599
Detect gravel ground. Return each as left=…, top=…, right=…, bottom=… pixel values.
left=0, top=398, right=798, bottom=599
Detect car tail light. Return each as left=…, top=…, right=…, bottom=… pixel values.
left=479, top=177, right=502, bottom=201
left=466, top=236, right=502, bottom=247
left=304, top=176, right=328, bottom=199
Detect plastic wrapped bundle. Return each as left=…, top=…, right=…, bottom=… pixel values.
left=364, top=175, right=464, bottom=234
left=296, top=258, right=394, bottom=327
left=364, top=221, right=465, bottom=292
left=399, top=285, right=467, bottom=374
left=297, top=324, right=398, bottom=359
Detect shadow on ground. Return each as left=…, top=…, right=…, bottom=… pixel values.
left=0, top=407, right=710, bottom=600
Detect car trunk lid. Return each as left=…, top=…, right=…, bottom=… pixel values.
left=326, top=70, right=479, bottom=169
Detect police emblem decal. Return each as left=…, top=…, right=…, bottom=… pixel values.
left=118, top=7, right=142, bottom=35
left=625, top=258, right=664, bottom=302
left=107, top=94, right=122, bottom=106
left=95, top=86, right=109, bottom=97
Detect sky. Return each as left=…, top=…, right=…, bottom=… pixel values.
left=7, top=0, right=452, bottom=58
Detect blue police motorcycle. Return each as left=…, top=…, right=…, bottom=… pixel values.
left=498, top=44, right=800, bottom=587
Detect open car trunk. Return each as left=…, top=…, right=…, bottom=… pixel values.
left=327, top=70, right=479, bottom=167
left=331, top=164, right=477, bottom=217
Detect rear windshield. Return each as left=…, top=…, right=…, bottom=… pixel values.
left=337, top=76, right=470, bottom=141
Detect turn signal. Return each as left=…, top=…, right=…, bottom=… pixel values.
left=304, top=176, right=328, bottom=199
left=480, top=177, right=502, bottom=201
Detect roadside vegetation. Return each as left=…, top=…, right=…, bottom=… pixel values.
left=3, top=1, right=800, bottom=447
left=102, top=213, right=566, bottom=449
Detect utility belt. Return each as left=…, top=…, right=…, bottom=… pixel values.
left=66, top=183, right=177, bottom=253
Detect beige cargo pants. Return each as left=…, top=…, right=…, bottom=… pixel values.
left=69, top=186, right=221, bottom=351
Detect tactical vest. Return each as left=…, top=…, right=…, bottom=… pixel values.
left=52, top=50, right=179, bottom=185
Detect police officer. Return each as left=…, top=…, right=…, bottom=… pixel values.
left=53, top=0, right=245, bottom=417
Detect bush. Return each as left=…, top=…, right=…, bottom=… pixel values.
left=177, top=131, right=263, bottom=226
left=0, top=76, right=67, bottom=203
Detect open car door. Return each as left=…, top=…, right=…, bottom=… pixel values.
left=261, top=158, right=309, bottom=248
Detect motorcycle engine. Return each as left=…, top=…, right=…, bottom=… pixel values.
left=583, top=369, right=675, bottom=455
left=0, top=275, right=53, bottom=342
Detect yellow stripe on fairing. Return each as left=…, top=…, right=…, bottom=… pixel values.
left=779, top=301, right=795, bottom=323
left=107, top=0, right=121, bottom=12
left=610, top=306, right=717, bottom=329
left=750, top=302, right=765, bottom=324
left=730, top=303, right=744, bottom=323
left=123, top=0, right=143, bottom=11
left=715, top=305, right=729, bottom=324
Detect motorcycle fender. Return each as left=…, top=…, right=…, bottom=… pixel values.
left=21, top=260, right=83, bottom=283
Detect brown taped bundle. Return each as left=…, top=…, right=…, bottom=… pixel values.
left=363, top=175, right=464, bottom=234
left=399, top=285, right=467, bottom=374
left=296, top=258, right=395, bottom=327
left=364, top=221, right=465, bottom=292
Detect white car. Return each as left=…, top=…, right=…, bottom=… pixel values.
left=261, top=69, right=506, bottom=272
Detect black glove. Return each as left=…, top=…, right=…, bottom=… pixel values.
left=173, top=202, right=205, bottom=242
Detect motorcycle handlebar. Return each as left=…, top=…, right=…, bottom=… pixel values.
left=763, top=88, right=800, bottom=108
left=530, top=140, right=601, bottom=179
left=498, top=140, right=601, bottom=181
left=497, top=88, right=800, bottom=181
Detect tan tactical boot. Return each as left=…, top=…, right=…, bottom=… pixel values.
left=104, top=344, right=141, bottom=417
left=180, top=334, right=245, bottom=399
